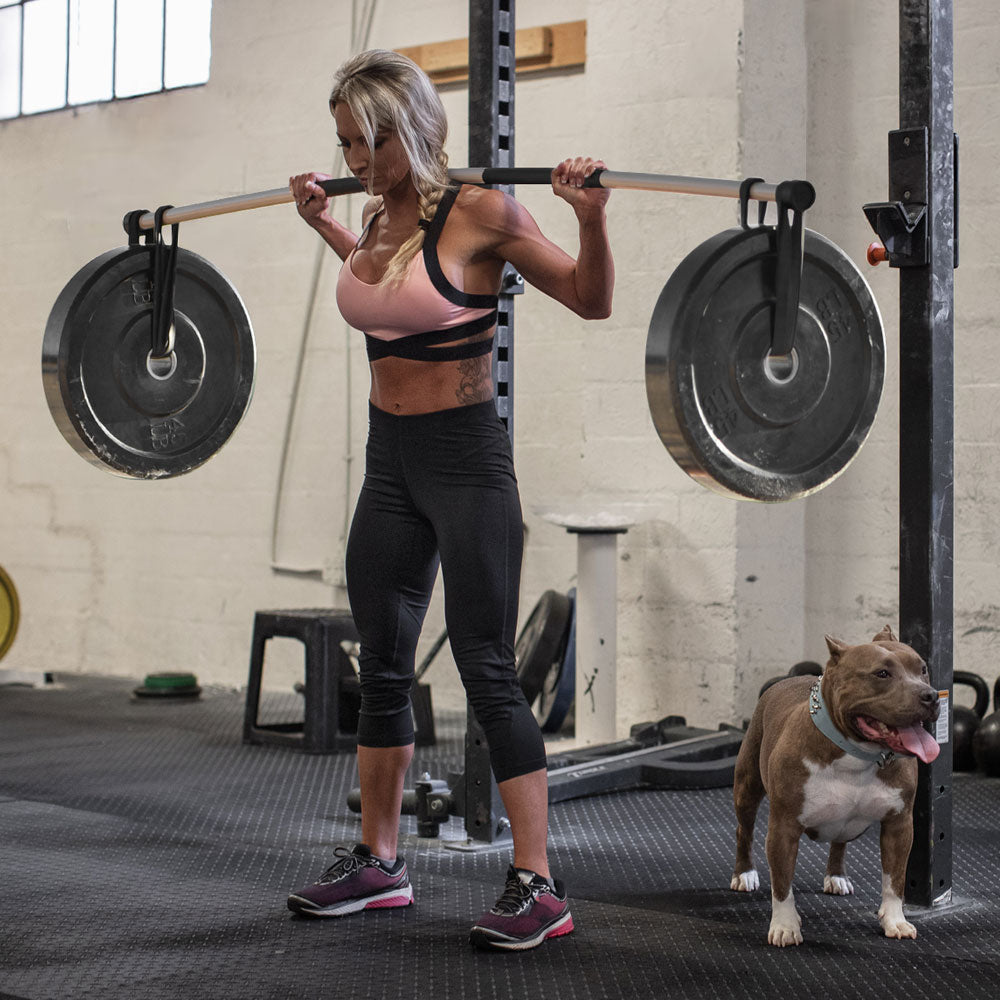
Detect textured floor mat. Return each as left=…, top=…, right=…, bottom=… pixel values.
left=1, top=675, right=998, bottom=1000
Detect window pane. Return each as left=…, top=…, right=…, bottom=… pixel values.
left=69, top=0, right=113, bottom=104
left=164, top=0, right=211, bottom=89
left=21, top=0, right=68, bottom=114
left=0, top=5, right=20, bottom=119
left=115, top=0, right=163, bottom=98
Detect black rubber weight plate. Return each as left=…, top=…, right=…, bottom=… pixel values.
left=42, top=245, right=255, bottom=479
left=645, top=226, right=885, bottom=501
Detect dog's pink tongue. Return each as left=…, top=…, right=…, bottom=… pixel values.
left=891, top=723, right=940, bottom=764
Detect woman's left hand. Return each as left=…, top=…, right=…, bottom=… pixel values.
left=551, top=157, right=611, bottom=212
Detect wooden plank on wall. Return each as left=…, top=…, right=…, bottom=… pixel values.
left=397, top=20, right=586, bottom=86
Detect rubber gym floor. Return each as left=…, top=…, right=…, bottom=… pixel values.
left=1, top=675, right=998, bottom=1000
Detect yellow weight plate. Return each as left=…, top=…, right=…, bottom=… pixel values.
left=0, top=564, right=20, bottom=661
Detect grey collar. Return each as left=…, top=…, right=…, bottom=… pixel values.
left=809, top=680, right=895, bottom=768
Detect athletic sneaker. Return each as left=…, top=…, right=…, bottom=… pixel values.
left=287, top=844, right=413, bottom=918
left=469, top=865, right=574, bottom=951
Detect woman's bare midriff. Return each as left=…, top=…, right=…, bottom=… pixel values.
left=368, top=350, right=494, bottom=414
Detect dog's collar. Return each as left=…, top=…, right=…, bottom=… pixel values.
left=809, top=680, right=895, bottom=768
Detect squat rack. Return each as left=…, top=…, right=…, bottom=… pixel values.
left=879, top=0, right=956, bottom=909
left=864, top=0, right=957, bottom=910
left=382, top=0, right=959, bottom=905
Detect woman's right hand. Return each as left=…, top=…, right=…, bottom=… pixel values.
left=289, top=172, right=333, bottom=226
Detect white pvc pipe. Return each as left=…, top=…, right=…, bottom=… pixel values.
left=574, top=530, right=623, bottom=746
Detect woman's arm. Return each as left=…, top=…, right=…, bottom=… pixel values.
left=289, top=172, right=364, bottom=261
left=478, top=158, right=614, bottom=320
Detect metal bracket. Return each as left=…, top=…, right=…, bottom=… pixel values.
left=862, top=201, right=928, bottom=266
left=863, top=127, right=930, bottom=267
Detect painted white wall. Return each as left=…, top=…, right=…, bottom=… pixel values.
left=799, top=0, right=903, bottom=683
left=732, top=0, right=810, bottom=723
left=1, top=0, right=996, bottom=735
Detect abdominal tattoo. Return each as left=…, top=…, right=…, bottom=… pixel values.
left=455, top=355, right=493, bottom=405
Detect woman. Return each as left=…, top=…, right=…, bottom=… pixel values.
left=286, top=48, right=613, bottom=952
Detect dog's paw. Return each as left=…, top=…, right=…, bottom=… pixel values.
left=881, top=918, right=917, bottom=940
left=823, top=874, right=854, bottom=896
left=731, top=869, right=759, bottom=892
left=767, top=921, right=803, bottom=947
left=879, top=896, right=917, bottom=939
left=768, top=897, right=803, bottom=947
left=879, top=910, right=917, bottom=940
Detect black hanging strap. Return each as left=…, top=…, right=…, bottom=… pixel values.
left=151, top=206, right=180, bottom=360
left=739, top=176, right=815, bottom=356
left=770, top=180, right=815, bottom=357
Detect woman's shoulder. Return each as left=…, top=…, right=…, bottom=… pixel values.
left=452, top=183, right=530, bottom=239
left=452, top=182, right=507, bottom=218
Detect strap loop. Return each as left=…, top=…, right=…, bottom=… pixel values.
left=738, top=177, right=767, bottom=230
left=123, top=209, right=155, bottom=247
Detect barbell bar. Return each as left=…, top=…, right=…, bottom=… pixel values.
left=126, top=168, right=814, bottom=232
left=44, top=162, right=884, bottom=500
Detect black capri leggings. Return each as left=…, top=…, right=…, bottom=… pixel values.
left=345, top=399, right=547, bottom=784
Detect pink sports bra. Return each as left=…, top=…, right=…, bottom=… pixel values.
left=336, top=185, right=499, bottom=362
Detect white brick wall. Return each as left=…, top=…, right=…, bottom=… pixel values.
left=2, top=0, right=997, bottom=731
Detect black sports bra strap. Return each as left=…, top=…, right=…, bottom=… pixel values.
left=364, top=309, right=498, bottom=362
left=425, top=184, right=460, bottom=242
left=422, top=185, right=497, bottom=310
left=354, top=203, right=384, bottom=251
left=366, top=333, right=495, bottom=363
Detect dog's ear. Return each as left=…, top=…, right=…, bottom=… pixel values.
left=872, top=624, right=898, bottom=643
left=824, top=635, right=848, bottom=664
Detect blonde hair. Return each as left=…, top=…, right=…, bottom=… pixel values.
left=330, top=49, right=451, bottom=284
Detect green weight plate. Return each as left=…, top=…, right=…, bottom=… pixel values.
left=134, top=671, right=201, bottom=699
left=42, top=245, right=255, bottom=479
left=142, top=672, right=199, bottom=689
left=646, top=226, right=885, bottom=502
left=133, top=684, right=202, bottom=699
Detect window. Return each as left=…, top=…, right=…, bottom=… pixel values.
left=0, top=0, right=212, bottom=120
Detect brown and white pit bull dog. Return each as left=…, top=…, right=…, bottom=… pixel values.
left=730, top=626, right=941, bottom=947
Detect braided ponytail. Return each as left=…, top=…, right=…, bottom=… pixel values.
left=380, top=154, right=451, bottom=284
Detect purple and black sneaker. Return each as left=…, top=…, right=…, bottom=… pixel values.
left=287, top=844, right=413, bottom=918
left=470, top=865, right=574, bottom=951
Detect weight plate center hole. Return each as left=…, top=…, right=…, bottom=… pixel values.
left=764, top=350, right=798, bottom=385
left=146, top=350, right=177, bottom=381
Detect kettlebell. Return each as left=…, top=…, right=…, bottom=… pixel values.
left=788, top=661, right=823, bottom=677
left=972, top=677, right=1000, bottom=777
left=952, top=670, right=990, bottom=771
left=951, top=670, right=990, bottom=771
